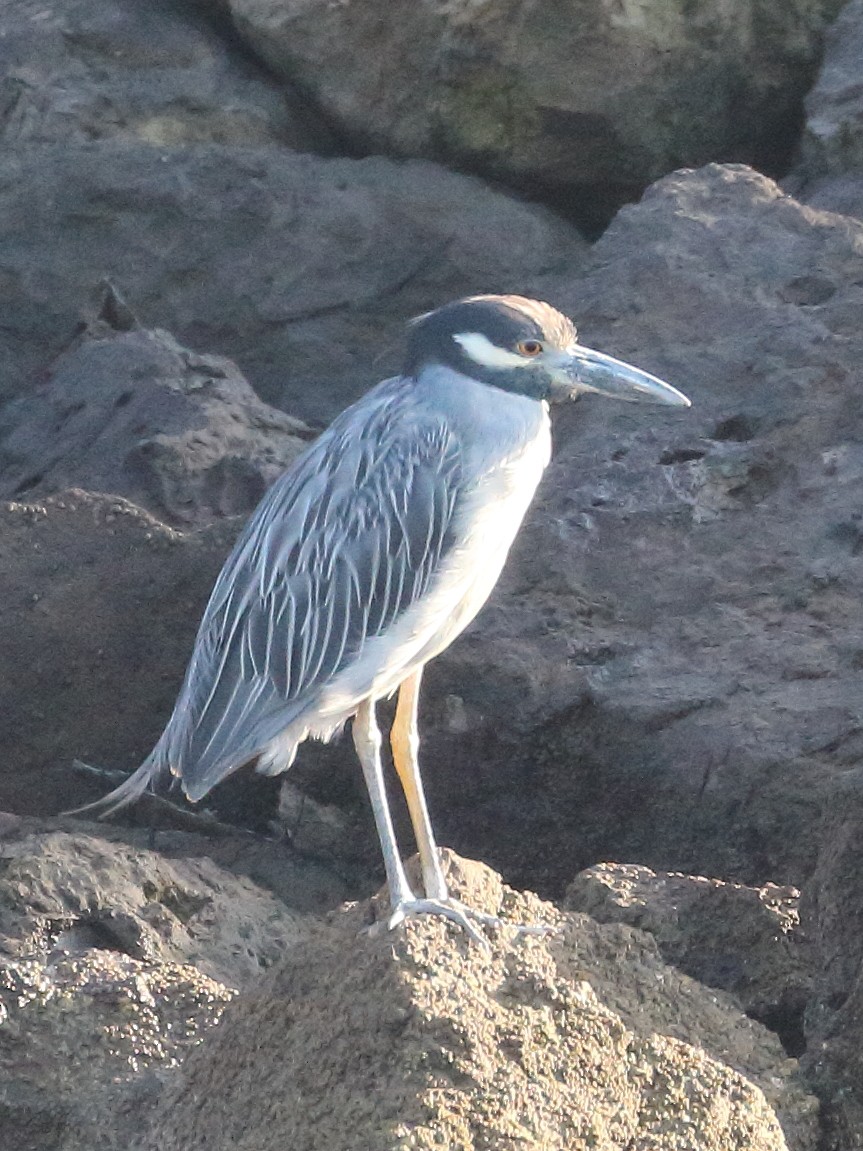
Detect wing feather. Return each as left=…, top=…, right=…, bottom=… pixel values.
left=148, top=377, right=463, bottom=799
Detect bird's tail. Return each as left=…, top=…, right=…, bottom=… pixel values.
left=64, top=751, right=170, bottom=819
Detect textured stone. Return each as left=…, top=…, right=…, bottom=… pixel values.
left=0, top=141, right=586, bottom=423
left=793, top=0, right=863, bottom=217
left=0, top=0, right=311, bottom=148
left=226, top=0, right=841, bottom=223
left=374, top=164, right=863, bottom=903
left=138, top=854, right=817, bottom=1151
left=566, top=862, right=811, bottom=1056
left=799, top=771, right=863, bottom=1149
left=0, top=309, right=313, bottom=526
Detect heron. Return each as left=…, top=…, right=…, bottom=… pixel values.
left=83, top=295, right=689, bottom=941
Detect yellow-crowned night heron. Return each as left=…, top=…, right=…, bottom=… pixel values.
left=87, top=295, right=689, bottom=941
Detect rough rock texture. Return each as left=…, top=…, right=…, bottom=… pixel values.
left=0, top=830, right=310, bottom=987
left=0, top=0, right=314, bottom=148
left=0, top=824, right=337, bottom=1151
left=791, top=0, right=863, bottom=218
left=798, top=771, right=863, bottom=1149
left=1, top=1, right=861, bottom=1145
left=565, top=862, right=811, bottom=1056
left=225, top=0, right=841, bottom=224
left=136, top=854, right=817, bottom=1151
left=0, top=306, right=313, bottom=525
left=0, top=836, right=818, bottom=1151
left=1, top=949, right=232, bottom=1151
left=392, top=163, right=863, bottom=904
left=0, top=142, right=586, bottom=422
left=0, top=491, right=234, bottom=814
left=6, top=164, right=863, bottom=913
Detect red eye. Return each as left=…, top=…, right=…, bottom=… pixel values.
left=517, top=339, right=543, bottom=357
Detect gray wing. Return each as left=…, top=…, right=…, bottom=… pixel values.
left=149, top=377, right=462, bottom=801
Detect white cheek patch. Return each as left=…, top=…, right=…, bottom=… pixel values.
left=453, top=331, right=533, bottom=370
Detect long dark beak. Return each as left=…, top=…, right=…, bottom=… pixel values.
left=550, top=344, right=690, bottom=408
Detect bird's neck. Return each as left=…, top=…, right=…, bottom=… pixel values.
left=412, top=364, right=550, bottom=472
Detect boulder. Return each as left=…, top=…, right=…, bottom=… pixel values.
left=791, top=0, right=863, bottom=219
left=0, top=490, right=233, bottom=814
left=0, top=299, right=313, bottom=526
left=566, top=862, right=811, bottom=1056
left=139, top=853, right=818, bottom=1151
left=799, top=771, right=863, bottom=1149
left=225, top=0, right=842, bottom=225
left=0, top=823, right=334, bottom=1151
left=0, top=0, right=312, bottom=148
left=389, top=164, right=863, bottom=901
left=0, top=142, right=586, bottom=422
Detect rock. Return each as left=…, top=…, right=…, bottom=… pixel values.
left=0, top=0, right=313, bottom=148
left=276, top=781, right=364, bottom=862
left=790, top=0, right=863, bottom=219
left=565, top=862, right=811, bottom=1056
left=0, top=141, right=586, bottom=423
left=0, top=829, right=310, bottom=987
left=0, top=490, right=234, bottom=814
left=0, top=482, right=378, bottom=893
left=1, top=949, right=232, bottom=1151
left=798, top=770, right=863, bottom=1149
left=138, top=853, right=818, bottom=1151
left=375, top=163, right=863, bottom=903
left=225, top=0, right=841, bottom=225
left=0, top=305, right=313, bottom=526
left=0, top=824, right=330, bottom=1151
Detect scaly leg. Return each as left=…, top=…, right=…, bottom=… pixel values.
left=389, top=674, right=560, bottom=945
left=354, top=694, right=488, bottom=946
left=390, top=668, right=448, bottom=900
left=353, top=698, right=415, bottom=911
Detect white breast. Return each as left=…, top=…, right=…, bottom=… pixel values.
left=314, top=399, right=552, bottom=717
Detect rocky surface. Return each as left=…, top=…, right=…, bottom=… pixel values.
left=0, top=829, right=312, bottom=986
left=0, top=822, right=340, bottom=1151
left=405, top=163, right=863, bottom=903
left=791, top=0, right=863, bottom=218
left=0, top=299, right=313, bottom=526
left=1, top=0, right=863, bottom=1146
left=135, top=854, right=816, bottom=1151
left=798, top=771, right=863, bottom=1148
left=0, top=490, right=234, bottom=814
left=224, top=0, right=842, bottom=227
left=0, top=141, right=585, bottom=423
left=0, top=0, right=314, bottom=149
left=566, top=863, right=811, bottom=1057
left=0, top=835, right=818, bottom=1151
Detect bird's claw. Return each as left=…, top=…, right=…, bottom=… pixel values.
left=378, top=896, right=559, bottom=950
left=387, top=897, right=492, bottom=949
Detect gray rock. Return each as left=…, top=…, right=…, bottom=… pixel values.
left=0, top=490, right=234, bottom=815
left=138, top=853, right=817, bottom=1151
left=0, top=828, right=309, bottom=989
left=0, top=825, right=330, bottom=1151
left=0, top=303, right=313, bottom=526
left=1, top=948, right=231, bottom=1151
left=0, top=141, right=586, bottom=423
left=385, top=164, right=863, bottom=905
left=0, top=0, right=312, bottom=148
left=565, top=862, right=811, bottom=1056
left=799, top=770, right=863, bottom=1150
left=225, top=0, right=842, bottom=221
left=787, top=0, right=863, bottom=221
left=796, top=0, right=863, bottom=182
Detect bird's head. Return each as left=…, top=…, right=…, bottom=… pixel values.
left=406, top=294, right=690, bottom=409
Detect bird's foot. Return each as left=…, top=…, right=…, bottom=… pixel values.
left=381, top=896, right=559, bottom=950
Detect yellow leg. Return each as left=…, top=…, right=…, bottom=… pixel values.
left=391, top=668, right=448, bottom=900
